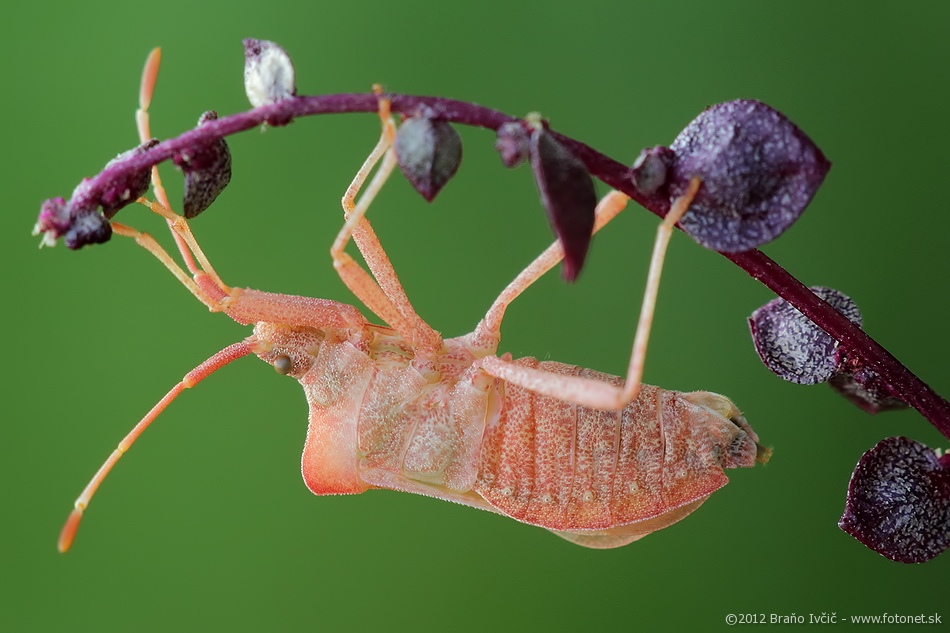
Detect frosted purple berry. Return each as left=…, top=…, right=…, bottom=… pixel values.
left=839, top=437, right=950, bottom=563
left=668, top=100, right=830, bottom=252
left=749, top=286, right=861, bottom=385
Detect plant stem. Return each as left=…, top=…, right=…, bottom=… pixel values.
left=61, top=92, right=950, bottom=438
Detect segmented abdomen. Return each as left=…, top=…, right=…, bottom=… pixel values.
left=474, top=358, right=732, bottom=531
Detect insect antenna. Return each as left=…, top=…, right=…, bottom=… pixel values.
left=58, top=340, right=255, bottom=553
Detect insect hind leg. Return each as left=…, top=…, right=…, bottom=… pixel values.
left=478, top=178, right=702, bottom=411
left=466, top=188, right=633, bottom=356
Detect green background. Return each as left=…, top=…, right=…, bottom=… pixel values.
left=4, top=1, right=948, bottom=631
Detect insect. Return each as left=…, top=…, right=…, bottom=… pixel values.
left=56, top=50, right=769, bottom=552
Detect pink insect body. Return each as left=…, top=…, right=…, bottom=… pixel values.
left=55, top=53, right=767, bottom=552
left=250, top=310, right=760, bottom=549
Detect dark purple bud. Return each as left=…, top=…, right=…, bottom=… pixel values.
left=668, top=100, right=830, bottom=252
left=748, top=286, right=861, bottom=384
left=528, top=124, right=597, bottom=282
left=839, top=437, right=950, bottom=563
left=63, top=207, right=112, bottom=249
left=243, top=38, right=296, bottom=108
left=829, top=351, right=907, bottom=414
left=173, top=111, right=232, bottom=218
left=495, top=122, right=530, bottom=168
left=630, top=146, right=675, bottom=195
left=394, top=114, right=462, bottom=202
left=99, top=139, right=158, bottom=219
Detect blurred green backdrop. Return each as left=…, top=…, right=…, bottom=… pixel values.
left=4, top=1, right=948, bottom=631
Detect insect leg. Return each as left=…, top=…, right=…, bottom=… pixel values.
left=111, top=49, right=235, bottom=312
left=111, top=220, right=225, bottom=311
left=114, top=211, right=366, bottom=331
left=466, top=189, right=633, bottom=355
left=135, top=47, right=203, bottom=277
left=479, top=178, right=702, bottom=410
left=331, top=93, right=441, bottom=350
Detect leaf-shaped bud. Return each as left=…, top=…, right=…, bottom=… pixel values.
left=630, top=146, right=675, bottom=195
left=99, top=139, right=158, bottom=218
left=528, top=121, right=596, bottom=282
left=668, top=100, right=830, bottom=252
left=33, top=197, right=112, bottom=249
left=394, top=114, right=462, bottom=202
left=243, top=38, right=296, bottom=108
left=839, top=437, right=950, bottom=563
left=829, top=352, right=907, bottom=414
left=748, top=286, right=861, bottom=384
left=495, top=122, right=530, bottom=168
left=173, top=111, right=232, bottom=218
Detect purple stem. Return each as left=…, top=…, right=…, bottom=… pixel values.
left=62, top=92, right=950, bottom=438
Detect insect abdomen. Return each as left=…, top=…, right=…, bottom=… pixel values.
left=474, top=358, right=753, bottom=540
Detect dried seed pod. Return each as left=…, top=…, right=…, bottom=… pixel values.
left=668, top=100, right=830, bottom=252
left=173, top=111, right=232, bottom=218
left=243, top=38, right=296, bottom=108
left=495, top=122, right=530, bottom=168
left=528, top=125, right=596, bottom=282
left=394, top=115, right=462, bottom=202
left=99, top=139, right=158, bottom=218
left=839, top=437, right=950, bottom=563
left=748, top=286, right=861, bottom=385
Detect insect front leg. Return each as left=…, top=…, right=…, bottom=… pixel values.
left=330, top=93, right=442, bottom=351
left=479, top=178, right=702, bottom=410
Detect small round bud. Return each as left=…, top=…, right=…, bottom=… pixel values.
left=495, top=122, right=530, bottom=168
left=630, top=146, right=674, bottom=195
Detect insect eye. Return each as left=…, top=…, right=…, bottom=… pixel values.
left=273, top=354, right=293, bottom=375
